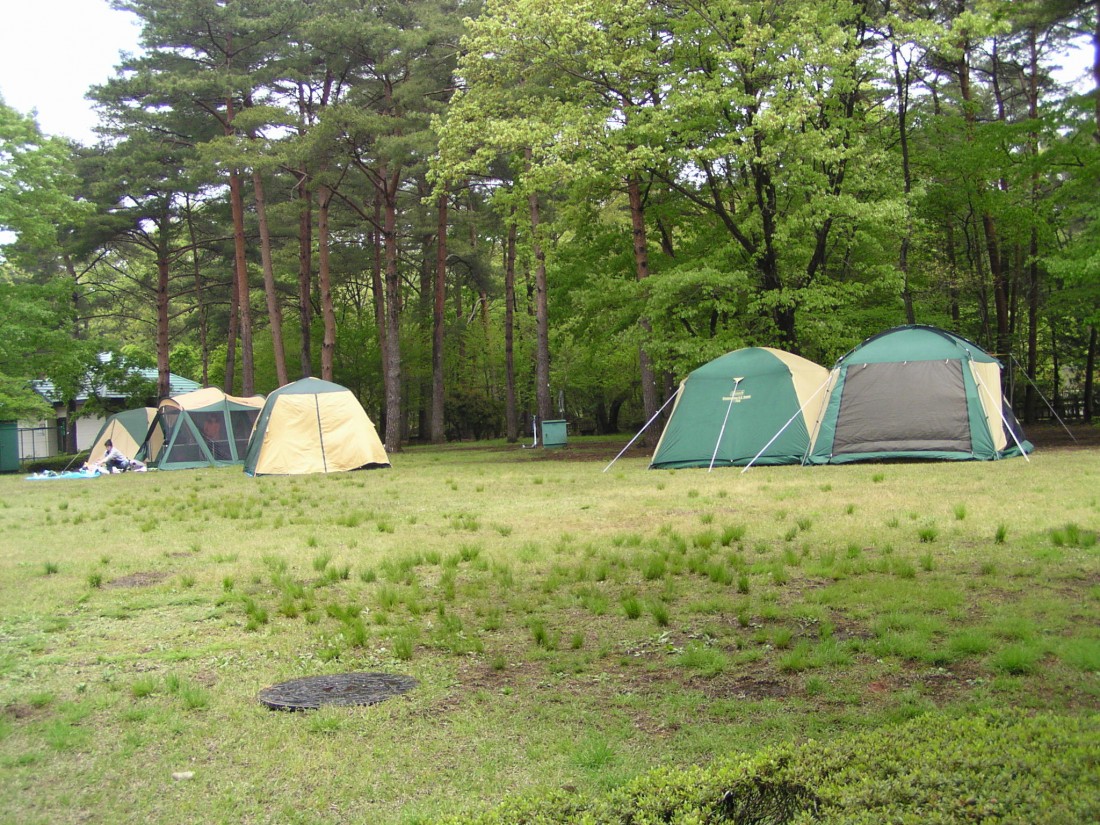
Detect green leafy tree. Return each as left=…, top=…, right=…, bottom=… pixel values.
left=0, top=99, right=92, bottom=261
left=0, top=279, right=101, bottom=424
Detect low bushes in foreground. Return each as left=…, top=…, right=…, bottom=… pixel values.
left=447, top=710, right=1098, bottom=824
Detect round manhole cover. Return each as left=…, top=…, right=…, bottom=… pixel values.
left=258, top=672, right=418, bottom=711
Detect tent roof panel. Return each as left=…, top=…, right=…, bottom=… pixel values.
left=269, top=377, right=349, bottom=397
left=160, top=387, right=265, bottom=412
left=837, top=325, right=1000, bottom=366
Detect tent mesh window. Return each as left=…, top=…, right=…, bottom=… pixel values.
left=833, top=360, right=971, bottom=455
left=230, top=410, right=260, bottom=458
left=166, top=414, right=207, bottom=463
left=192, top=411, right=229, bottom=460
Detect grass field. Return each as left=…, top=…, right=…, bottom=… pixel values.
left=1, top=437, right=1098, bottom=823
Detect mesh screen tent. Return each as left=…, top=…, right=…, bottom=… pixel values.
left=139, top=388, right=265, bottom=469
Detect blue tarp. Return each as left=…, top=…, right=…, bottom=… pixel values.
left=25, top=469, right=104, bottom=481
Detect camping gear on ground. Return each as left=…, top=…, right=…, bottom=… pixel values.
left=649, top=347, right=830, bottom=469
left=86, top=407, right=161, bottom=466
left=138, top=387, right=265, bottom=469
left=805, top=325, right=1032, bottom=464
left=243, top=377, right=389, bottom=476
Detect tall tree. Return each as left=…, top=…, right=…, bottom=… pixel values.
left=316, top=0, right=467, bottom=450
left=111, top=0, right=302, bottom=395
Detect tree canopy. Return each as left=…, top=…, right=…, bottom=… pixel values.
left=2, top=0, right=1097, bottom=437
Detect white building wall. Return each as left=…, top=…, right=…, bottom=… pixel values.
left=15, top=414, right=103, bottom=459
left=76, top=416, right=104, bottom=451
left=17, top=421, right=58, bottom=461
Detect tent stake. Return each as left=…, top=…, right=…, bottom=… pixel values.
left=602, top=390, right=679, bottom=473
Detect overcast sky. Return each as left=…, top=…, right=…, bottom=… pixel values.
left=0, top=0, right=143, bottom=144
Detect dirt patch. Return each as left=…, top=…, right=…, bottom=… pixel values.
left=3, top=703, right=43, bottom=721
left=526, top=439, right=630, bottom=463
left=689, top=673, right=793, bottom=700
left=106, top=571, right=169, bottom=589
left=1026, top=422, right=1100, bottom=451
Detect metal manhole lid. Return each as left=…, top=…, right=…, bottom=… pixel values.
left=258, top=672, right=417, bottom=711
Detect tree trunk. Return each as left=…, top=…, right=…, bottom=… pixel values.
left=627, top=173, right=659, bottom=443
left=225, top=256, right=239, bottom=393
left=1024, top=228, right=1040, bottom=423
left=185, top=200, right=210, bottom=386
left=890, top=38, right=916, bottom=324
left=416, top=228, right=431, bottom=442
left=1024, top=28, right=1041, bottom=424
left=253, top=169, right=288, bottom=387
left=526, top=152, right=553, bottom=426
left=431, top=192, right=447, bottom=443
left=382, top=171, right=403, bottom=452
left=751, top=147, right=796, bottom=347
left=959, top=37, right=1010, bottom=359
left=1094, top=2, right=1100, bottom=145
left=228, top=169, right=254, bottom=396
left=156, top=251, right=171, bottom=399
left=1085, top=326, right=1096, bottom=422
left=371, top=190, right=388, bottom=417
left=296, top=175, right=313, bottom=378
left=316, top=183, right=337, bottom=381
left=504, top=216, right=518, bottom=443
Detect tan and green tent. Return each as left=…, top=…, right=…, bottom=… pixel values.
left=650, top=347, right=830, bottom=469
left=243, top=378, right=389, bottom=476
left=805, top=325, right=1032, bottom=464
left=139, top=387, right=265, bottom=469
left=87, top=407, right=161, bottom=464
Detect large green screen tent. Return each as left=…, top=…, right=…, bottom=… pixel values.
left=650, top=347, right=830, bottom=469
left=244, top=378, right=390, bottom=476
left=138, top=388, right=265, bottom=469
left=87, top=407, right=161, bottom=464
left=806, top=325, right=1032, bottom=464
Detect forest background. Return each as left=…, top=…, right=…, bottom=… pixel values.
left=1, top=0, right=1097, bottom=453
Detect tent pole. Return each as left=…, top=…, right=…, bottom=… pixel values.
left=708, top=378, right=741, bottom=473
left=743, top=375, right=832, bottom=473
left=972, top=365, right=1031, bottom=462
left=602, top=389, right=679, bottom=473
left=521, top=415, right=538, bottom=449
left=1009, top=355, right=1077, bottom=443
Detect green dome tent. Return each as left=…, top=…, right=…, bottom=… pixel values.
left=650, top=347, right=830, bottom=469
left=244, top=378, right=389, bottom=476
left=138, top=387, right=265, bottom=469
left=805, top=325, right=1032, bottom=464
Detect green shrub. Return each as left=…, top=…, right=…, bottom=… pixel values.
left=441, top=711, right=1100, bottom=824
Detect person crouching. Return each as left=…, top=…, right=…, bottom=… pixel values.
left=101, top=439, right=132, bottom=473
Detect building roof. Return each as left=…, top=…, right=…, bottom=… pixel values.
left=32, top=353, right=201, bottom=405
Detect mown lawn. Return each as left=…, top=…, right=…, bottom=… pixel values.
left=1, top=439, right=1098, bottom=823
